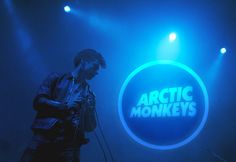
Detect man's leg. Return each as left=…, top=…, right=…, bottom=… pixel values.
left=57, top=146, right=80, bottom=162
left=20, top=145, right=56, bottom=162
left=20, top=136, right=61, bottom=162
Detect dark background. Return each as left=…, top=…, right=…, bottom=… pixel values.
left=0, top=0, right=236, bottom=161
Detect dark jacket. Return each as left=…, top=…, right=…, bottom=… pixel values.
left=31, top=72, right=97, bottom=133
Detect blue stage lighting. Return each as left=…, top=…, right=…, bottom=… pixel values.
left=64, top=6, right=71, bottom=13
left=220, top=48, right=226, bottom=54
left=169, top=33, right=176, bottom=42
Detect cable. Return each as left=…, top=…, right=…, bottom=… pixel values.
left=207, top=149, right=227, bottom=162
left=70, top=107, right=109, bottom=162
left=95, top=109, right=115, bottom=162
left=66, top=77, right=111, bottom=161
left=94, top=130, right=108, bottom=162
left=70, top=95, right=115, bottom=162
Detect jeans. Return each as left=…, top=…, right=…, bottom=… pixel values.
left=19, top=122, right=87, bottom=162
left=20, top=135, right=81, bottom=162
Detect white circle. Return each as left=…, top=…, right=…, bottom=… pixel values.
left=118, top=60, right=209, bottom=150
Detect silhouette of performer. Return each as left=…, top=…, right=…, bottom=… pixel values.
left=20, top=49, right=106, bottom=162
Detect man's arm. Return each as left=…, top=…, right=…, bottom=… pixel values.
left=34, top=97, right=67, bottom=112
left=33, top=73, right=68, bottom=114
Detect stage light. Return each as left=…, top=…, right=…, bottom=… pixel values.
left=169, top=33, right=176, bottom=42
left=220, top=48, right=226, bottom=54
left=64, top=6, right=71, bottom=13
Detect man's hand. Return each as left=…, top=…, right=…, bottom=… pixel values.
left=66, top=100, right=80, bottom=109
left=34, top=98, right=71, bottom=117
left=65, top=96, right=84, bottom=111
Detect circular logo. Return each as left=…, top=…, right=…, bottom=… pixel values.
left=118, top=60, right=209, bottom=150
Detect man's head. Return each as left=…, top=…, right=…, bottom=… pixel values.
left=73, top=49, right=106, bottom=80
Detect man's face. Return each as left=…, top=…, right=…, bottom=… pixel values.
left=83, top=60, right=100, bottom=80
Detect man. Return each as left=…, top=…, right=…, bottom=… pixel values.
left=20, top=49, right=106, bottom=162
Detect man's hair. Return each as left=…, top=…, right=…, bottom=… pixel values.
left=74, top=49, right=106, bottom=68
